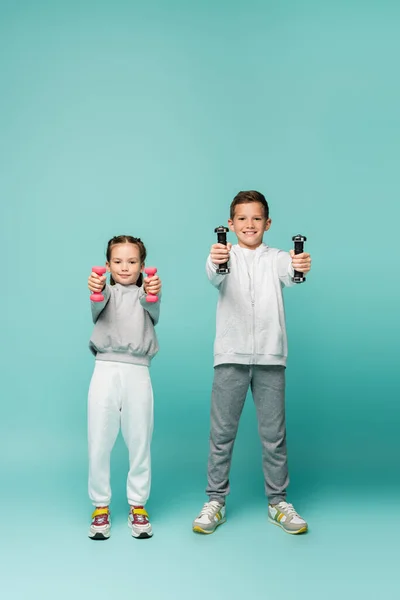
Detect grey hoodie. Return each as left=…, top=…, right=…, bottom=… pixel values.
left=206, top=243, right=296, bottom=367
left=89, top=283, right=160, bottom=366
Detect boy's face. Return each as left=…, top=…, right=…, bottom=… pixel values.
left=228, top=202, right=271, bottom=249
left=106, top=242, right=143, bottom=285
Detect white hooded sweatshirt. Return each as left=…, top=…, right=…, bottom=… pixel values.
left=206, top=243, right=296, bottom=367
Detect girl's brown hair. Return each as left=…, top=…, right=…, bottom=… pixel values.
left=106, top=235, right=147, bottom=287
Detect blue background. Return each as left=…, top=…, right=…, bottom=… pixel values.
left=1, top=1, right=398, bottom=598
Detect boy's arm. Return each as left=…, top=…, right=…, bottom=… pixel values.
left=138, top=287, right=160, bottom=325
left=277, top=249, right=312, bottom=287
left=277, top=251, right=296, bottom=288
left=206, top=255, right=228, bottom=288
left=206, top=242, right=232, bottom=287
left=90, top=285, right=111, bottom=322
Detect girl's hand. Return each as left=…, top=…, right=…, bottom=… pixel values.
left=88, top=272, right=106, bottom=293
left=290, top=250, right=311, bottom=274
left=210, top=242, right=232, bottom=265
left=144, top=275, right=161, bottom=296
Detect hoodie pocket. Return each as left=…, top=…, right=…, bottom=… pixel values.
left=255, top=318, right=285, bottom=356
left=216, top=316, right=252, bottom=355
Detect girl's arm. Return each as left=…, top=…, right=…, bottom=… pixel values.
left=138, top=287, right=160, bottom=325
left=91, top=285, right=111, bottom=323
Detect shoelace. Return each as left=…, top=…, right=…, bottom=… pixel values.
left=277, top=502, right=298, bottom=517
left=94, top=514, right=108, bottom=525
left=134, top=514, right=147, bottom=523
left=131, top=509, right=148, bottom=524
left=198, top=501, right=221, bottom=518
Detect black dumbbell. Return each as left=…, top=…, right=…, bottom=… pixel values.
left=214, top=226, right=230, bottom=274
left=292, top=234, right=307, bottom=283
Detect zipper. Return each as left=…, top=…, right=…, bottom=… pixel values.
left=243, top=249, right=256, bottom=363
left=251, top=259, right=255, bottom=361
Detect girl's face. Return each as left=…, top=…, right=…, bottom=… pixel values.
left=106, top=243, right=143, bottom=285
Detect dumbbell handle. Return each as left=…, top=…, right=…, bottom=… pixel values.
left=292, top=235, right=307, bottom=284
left=144, top=267, right=158, bottom=302
left=214, top=226, right=230, bottom=274
left=90, top=266, right=107, bottom=302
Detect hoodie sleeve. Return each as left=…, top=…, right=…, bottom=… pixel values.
left=206, top=255, right=228, bottom=288
left=138, top=286, right=160, bottom=325
left=277, top=251, right=296, bottom=288
left=90, top=285, right=111, bottom=323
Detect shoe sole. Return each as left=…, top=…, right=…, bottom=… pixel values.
left=89, top=530, right=110, bottom=541
left=192, top=518, right=226, bottom=535
left=131, top=531, right=153, bottom=539
left=128, top=521, right=153, bottom=539
left=268, top=517, right=308, bottom=535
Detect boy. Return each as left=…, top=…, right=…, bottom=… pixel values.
left=192, top=191, right=312, bottom=535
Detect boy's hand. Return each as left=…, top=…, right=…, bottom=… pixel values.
left=144, top=275, right=161, bottom=296
left=290, top=250, right=311, bottom=274
left=88, top=272, right=106, bottom=293
left=210, top=242, right=232, bottom=265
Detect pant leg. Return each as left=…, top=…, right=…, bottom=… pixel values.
left=206, top=364, right=250, bottom=503
left=120, top=363, right=154, bottom=506
left=251, top=365, right=289, bottom=504
left=88, top=361, right=122, bottom=506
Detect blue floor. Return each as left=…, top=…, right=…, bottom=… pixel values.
left=3, top=448, right=398, bottom=600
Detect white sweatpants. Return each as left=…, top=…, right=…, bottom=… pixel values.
left=88, top=360, right=154, bottom=507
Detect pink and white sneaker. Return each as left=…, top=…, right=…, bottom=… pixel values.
left=89, top=506, right=111, bottom=540
left=128, top=506, right=153, bottom=539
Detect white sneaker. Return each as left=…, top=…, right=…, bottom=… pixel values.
left=88, top=506, right=111, bottom=540
left=268, top=502, right=308, bottom=534
left=128, top=506, right=153, bottom=539
left=192, top=501, right=226, bottom=534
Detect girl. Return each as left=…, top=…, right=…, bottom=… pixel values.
left=87, top=235, right=161, bottom=540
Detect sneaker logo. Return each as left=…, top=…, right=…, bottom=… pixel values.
left=277, top=513, right=286, bottom=523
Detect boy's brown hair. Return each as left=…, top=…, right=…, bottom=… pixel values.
left=230, top=190, right=269, bottom=220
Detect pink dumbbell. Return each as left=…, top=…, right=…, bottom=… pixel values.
left=90, top=266, right=107, bottom=302
left=144, top=267, right=158, bottom=303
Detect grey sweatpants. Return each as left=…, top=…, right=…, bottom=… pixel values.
left=206, top=364, right=289, bottom=505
